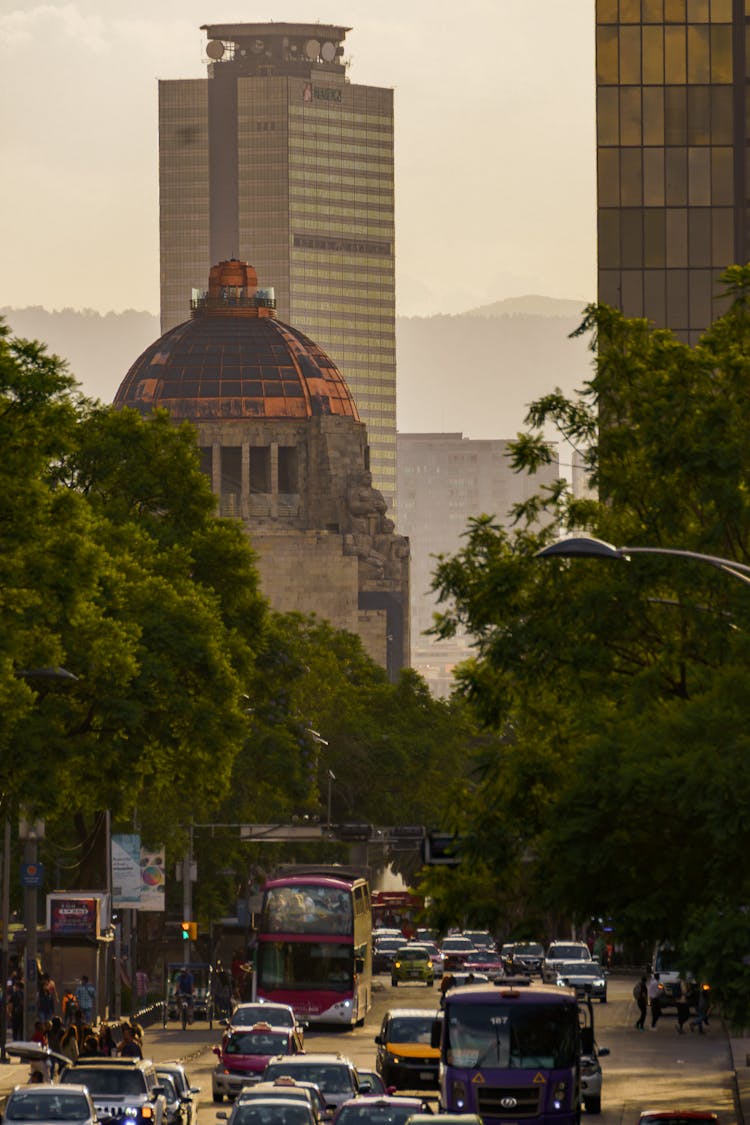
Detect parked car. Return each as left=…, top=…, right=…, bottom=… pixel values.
left=2, top=1085, right=97, bottom=1125
left=391, top=945, right=435, bottom=987
left=555, top=960, right=608, bottom=1002
left=332, top=1096, right=432, bottom=1125
left=60, top=1057, right=168, bottom=1125
left=212, top=1024, right=304, bottom=1101
left=262, top=1053, right=360, bottom=1115
left=374, top=1009, right=440, bottom=1090
left=542, top=941, right=592, bottom=982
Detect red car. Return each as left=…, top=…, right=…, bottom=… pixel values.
left=638, top=1114, right=720, bottom=1125
left=212, top=1023, right=304, bottom=1101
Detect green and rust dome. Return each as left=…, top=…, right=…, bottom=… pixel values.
left=114, top=259, right=360, bottom=422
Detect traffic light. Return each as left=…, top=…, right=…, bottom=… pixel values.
left=180, top=921, right=197, bottom=941
left=422, top=832, right=462, bottom=867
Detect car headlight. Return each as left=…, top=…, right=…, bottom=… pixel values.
left=124, top=1109, right=140, bottom=1118
left=394, top=961, right=401, bottom=969
left=451, top=1080, right=467, bottom=1109
left=552, top=1080, right=568, bottom=1110
left=386, top=1052, right=401, bottom=1064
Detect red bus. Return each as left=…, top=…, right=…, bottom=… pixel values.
left=371, top=889, right=424, bottom=937
left=254, top=866, right=372, bottom=1027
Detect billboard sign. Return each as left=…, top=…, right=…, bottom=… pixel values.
left=112, top=833, right=141, bottom=907
left=48, top=896, right=100, bottom=938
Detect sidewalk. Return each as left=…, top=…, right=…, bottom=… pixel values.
left=729, top=1036, right=750, bottom=1124
left=0, top=1025, right=212, bottom=1099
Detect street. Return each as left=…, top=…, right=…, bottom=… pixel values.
left=105, top=975, right=740, bottom=1125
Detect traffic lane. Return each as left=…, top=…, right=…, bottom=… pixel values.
left=141, top=976, right=739, bottom=1124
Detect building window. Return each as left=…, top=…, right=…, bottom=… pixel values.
left=250, top=446, right=271, bottom=493
left=278, top=446, right=299, bottom=492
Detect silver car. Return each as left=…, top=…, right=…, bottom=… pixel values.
left=3, top=1085, right=97, bottom=1125
left=555, top=959, right=608, bottom=1002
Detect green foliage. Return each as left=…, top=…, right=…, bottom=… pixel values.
left=425, top=268, right=750, bottom=1001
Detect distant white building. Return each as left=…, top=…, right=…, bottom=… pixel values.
left=397, top=432, right=560, bottom=697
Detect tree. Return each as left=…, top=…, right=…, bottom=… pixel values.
left=428, top=268, right=750, bottom=1012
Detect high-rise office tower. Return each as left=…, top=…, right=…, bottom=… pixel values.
left=596, top=0, right=745, bottom=342
left=159, top=23, right=396, bottom=502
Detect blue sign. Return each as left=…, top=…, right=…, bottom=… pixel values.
left=20, top=861, right=44, bottom=887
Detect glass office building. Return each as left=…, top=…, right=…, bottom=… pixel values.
left=159, top=24, right=396, bottom=502
left=596, top=0, right=746, bottom=342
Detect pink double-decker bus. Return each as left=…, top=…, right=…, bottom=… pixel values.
left=254, top=865, right=372, bottom=1027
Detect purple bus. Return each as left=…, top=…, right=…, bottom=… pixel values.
left=434, top=981, right=596, bottom=1125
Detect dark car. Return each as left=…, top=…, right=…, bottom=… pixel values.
left=510, top=941, right=545, bottom=975
left=373, top=938, right=406, bottom=974
left=375, top=1009, right=440, bottom=1090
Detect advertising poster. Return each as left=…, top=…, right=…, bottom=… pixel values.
left=49, top=896, right=99, bottom=938
left=112, top=833, right=142, bottom=907
left=140, top=846, right=166, bottom=912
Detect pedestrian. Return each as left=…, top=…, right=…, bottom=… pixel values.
left=75, top=975, right=96, bottom=1025
left=675, top=978, right=691, bottom=1034
left=118, top=1024, right=143, bottom=1059
left=98, top=1024, right=118, bottom=1057
left=60, top=1022, right=79, bottom=1063
left=9, top=981, right=24, bottom=1041
left=62, top=989, right=78, bottom=1026
left=633, top=976, right=648, bottom=1030
left=691, top=984, right=712, bottom=1034
left=647, top=972, right=663, bottom=1029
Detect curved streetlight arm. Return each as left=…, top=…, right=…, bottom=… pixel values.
left=536, top=536, right=750, bottom=585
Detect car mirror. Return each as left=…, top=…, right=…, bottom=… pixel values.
left=189, top=1088, right=200, bottom=1095
left=597, top=1047, right=610, bottom=1057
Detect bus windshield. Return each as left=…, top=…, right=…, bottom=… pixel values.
left=445, top=1002, right=579, bottom=1070
left=264, top=884, right=352, bottom=934
left=258, top=941, right=353, bottom=991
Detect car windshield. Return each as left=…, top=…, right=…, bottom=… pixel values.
left=396, top=949, right=427, bottom=961
left=515, top=944, right=543, bottom=956
left=559, top=963, right=601, bottom=977
left=445, top=1001, right=578, bottom=1069
left=387, top=1017, right=434, bottom=1044
left=443, top=939, right=473, bottom=951
left=61, top=1070, right=146, bottom=1096
left=264, top=1065, right=354, bottom=1095
left=335, top=1105, right=420, bottom=1125
left=232, top=1105, right=312, bottom=1125
left=376, top=939, right=403, bottom=951
left=263, top=885, right=352, bottom=935
left=227, top=1031, right=290, bottom=1055
left=234, top=1006, right=294, bottom=1028
left=549, top=945, right=589, bottom=960
left=258, top=943, right=353, bottom=991
left=6, top=1094, right=90, bottom=1122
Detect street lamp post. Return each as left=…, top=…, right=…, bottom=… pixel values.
left=326, top=771, right=336, bottom=830
left=536, top=535, right=750, bottom=586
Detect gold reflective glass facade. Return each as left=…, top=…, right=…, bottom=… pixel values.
left=158, top=28, right=396, bottom=504
left=596, top=0, right=746, bottom=342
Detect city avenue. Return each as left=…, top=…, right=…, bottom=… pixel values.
left=1, top=975, right=738, bottom=1124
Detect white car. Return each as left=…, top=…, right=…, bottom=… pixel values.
left=554, top=960, right=608, bottom=1002
left=542, top=940, right=591, bottom=982
left=3, top=1085, right=97, bottom=1125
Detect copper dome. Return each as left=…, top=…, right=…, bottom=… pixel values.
left=114, top=260, right=360, bottom=422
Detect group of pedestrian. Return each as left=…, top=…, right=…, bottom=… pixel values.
left=634, top=971, right=712, bottom=1033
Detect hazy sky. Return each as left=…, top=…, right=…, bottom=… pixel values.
left=1, top=1, right=596, bottom=317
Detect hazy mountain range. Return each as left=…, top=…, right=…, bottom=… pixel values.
left=1, top=296, right=593, bottom=441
